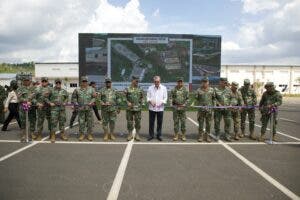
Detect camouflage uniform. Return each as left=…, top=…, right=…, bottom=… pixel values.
left=239, top=79, right=257, bottom=139
left=125, top=78, right=144, bottom=141
left=49, top=79, right=69, bottom=142
left=35, top=77, right=52, bottom=139
left=195, top=77, right=215, bottom=142
left=99, top=78, right=121, bottom=141
left=30, top=83, right=38, bottom=135
left=16, top=79, right=37, bottom=141
left=71, top=76, right=95, bottom=141
left=230, top=82, right=244, bottom=140
left=0, top=85, right=6, bottom=124
left=214, top=78, right=233, bottom=141
left=170, top=78, right=189, bottom=141
left=259, top=82, right=282, bottom=141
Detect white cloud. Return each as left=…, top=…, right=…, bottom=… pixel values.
left=222, top=41, right=241, bottom=50
left=0, top=0, right=149, bottom=62
left=242, top=0, right=280, bottom=14
left=222, top=0, right=300, bottom=64
left=152, top=8, right=160, bottom=17
left=84, top=0, right=148, bottom=33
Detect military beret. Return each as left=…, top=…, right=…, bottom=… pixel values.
left=265, top=82, right=274, bottom=87
left=244, top=79, right=250, bottom=85
left=232, top=81, right=239, bottom=87
left=81, top=76, right=88, bottom=82
left=41, top=77, right=48, bottom=81
left=105, top=78, right=112, bottom=83
left=220, top=77, right=227, bottom=82
left=177, top=77, right=184, bottom=82
left=201, top=77, right=209, bottom=82
left=131, top=76, right=139, bottom=81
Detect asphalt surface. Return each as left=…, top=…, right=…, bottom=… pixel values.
left=0, top=98, right=300, bottom=200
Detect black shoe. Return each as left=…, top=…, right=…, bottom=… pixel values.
left=147, top=136, right=154, bottom=141
left=157, top=136, right=162, bottom=141
left=1, top=128, right=7, bottom=131
left=224, top=136, right=232, bottom=142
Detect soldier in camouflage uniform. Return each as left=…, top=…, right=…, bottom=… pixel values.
left=71, top=76, right=96, bottom=141
left=31, top=81, right=38, bottom=133
left=49, top=79, right=69, bottom=143
left=0, top=84, right=6, bottom=125
left=125, top=76, right=144, bottom=141
left=195, top=77, right=215, bottom=142
left=230, top=82, right=244, bottom=140
left=16, top=75, right=37, bottom=142
left=214, top=77, right=233, bottom=141
left=35, top=77, right=52, bottom=140
left=239, top=79, right=257, bottom=139
left=170, top=77, right=189, bottom=141
left=99, top=78, right=121, bottom=141
left=259, top=82, right=282, bottom=141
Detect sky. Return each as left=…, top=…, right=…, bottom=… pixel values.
left=0, top=0, right=299, bottom=64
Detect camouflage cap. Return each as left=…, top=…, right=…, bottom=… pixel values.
left=201, top=77, right=209, bottom=82
left=41, top=77, right=48, bottom=81
left=10, top=80, right=17, bottom=86
left=55, top=78, right=61, bottom=83
left=244, top=79, right=250, bottom=85
left=131, top=76, right=139, bottom=81
left=220, top=77, right=227, bottom=82
left=176, top=77, right=184, bottom=82
left=105, top=77, right=112, bottom=83
left=23, top=75, right=31, bottom=81
left=232, top=81, right=239, bottom=87
left=265, top=82, right=274, bottom=87
left=81, top=76, right=88, bottom=82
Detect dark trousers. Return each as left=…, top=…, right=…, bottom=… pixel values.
left=69, top=109, right=78, bottom=127
left=92, top=105, right=101, bottom=121
left=149, top=110, right=164, bottom=137
left=2, top=103, right=21, bottom=130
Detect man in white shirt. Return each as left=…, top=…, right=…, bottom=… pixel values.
left=147, top=76, right=168, bottom=141
left=2, top=81, right=21, bottom=131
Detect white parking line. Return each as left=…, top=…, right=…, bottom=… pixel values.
left=279, top=118, right=297, bottom=123
left=107, top=129, right=136, bottom=200
left=187, top=117, right=300, bottom=200
left=0, top=122, right=78, bottom=162
left=0, top=140, right=20, bottom=143
left=39, top=141, right=128, bottom=145
left=0, top=121, right=17, bottom=128
left=250, top=122, right=300, bottom=142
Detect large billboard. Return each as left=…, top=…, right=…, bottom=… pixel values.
left=79, top=33, right=221, bottom=90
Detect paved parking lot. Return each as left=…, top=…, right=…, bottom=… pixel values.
left=0, top=100, right=299, bottom=200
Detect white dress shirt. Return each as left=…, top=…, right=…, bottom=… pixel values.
left=5, top=90, right=19, bottom=108
left=147, top=84, right=168, bottom=112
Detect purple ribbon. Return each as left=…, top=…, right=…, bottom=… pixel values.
left=192, top=105, right=259, bottom=109
left=21, top=102, right=31, bottom=111
left=268, top=106, right=278, bottom=114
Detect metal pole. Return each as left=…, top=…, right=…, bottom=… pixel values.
left=267, top=111, right=274, bottom=144
left=25, top=109, right=29, bottom=143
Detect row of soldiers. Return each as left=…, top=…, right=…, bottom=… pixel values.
left=175, top=77, right=282, bottom=142
left=14, top=75, right=282, bottom=143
